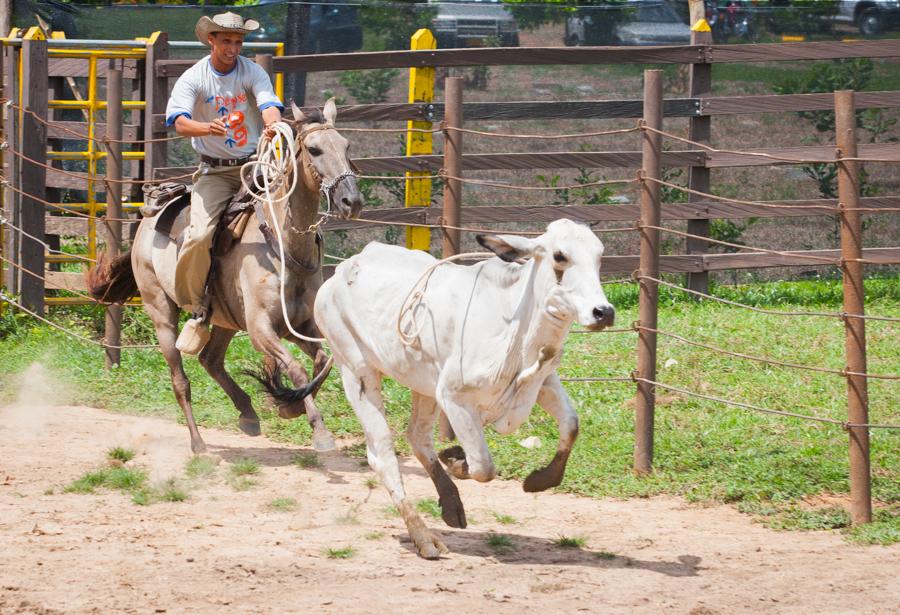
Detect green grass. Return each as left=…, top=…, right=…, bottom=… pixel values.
left=156, top=478, right=189, bottom=503
left=292, top=451, right=322, bottom=469
left=229, top=476, right=259, bottom=492
left=185, top=455, right=218, bottom=480
left=416, top=498, right=442, bottom=519
left=492, top=512, right=517, bottom=525
left=268, top=497, right=298, bottom=512
left=64, top=466, right=149, bottom=494
left=2, top=279, right=898, bottom=544
left=230, top=458, right=260, bottom=477
left=486, top=533, right=515, bottom=551
left=106, top=447, right=136, bottom=463
left=325, top=546, right=355, bottom=559
left=554, top=535, right=587, bottom=549
left=595, top=551, right=617, bottom=560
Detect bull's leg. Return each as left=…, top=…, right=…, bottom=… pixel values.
left=143, top=295, right=206, bottom=454
left=198, top=326, right=260, bottom=437
left=342, top=372, right=447, bottom=559
left=523, top=373, right=579, bottom=493
left=248, top=323, right=336, bottom=451
left=408, top=393, right=466, bottom=529
left=437, top=393, right=496, bottom=483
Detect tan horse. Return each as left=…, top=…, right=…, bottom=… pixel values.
left=87, top=100, right=362, bottom=454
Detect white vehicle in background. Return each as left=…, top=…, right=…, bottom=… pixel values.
left=565, top=0, right=690, bottom=46
left=835, top=0, right=900, bottom=35
left=428, top=0, right=520, bottom=48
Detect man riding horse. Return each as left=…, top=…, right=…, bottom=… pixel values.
left=166, top=11, right=284, bottom=354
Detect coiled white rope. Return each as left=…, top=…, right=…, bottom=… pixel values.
left=241, top=122, right=326, bottom=344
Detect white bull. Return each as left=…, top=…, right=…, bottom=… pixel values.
left=265, top=219, right=615, bottom=558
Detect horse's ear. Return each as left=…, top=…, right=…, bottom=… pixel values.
left=291, top=101, right=305, bottom=124
left=323, top=97, right=337, bottom=125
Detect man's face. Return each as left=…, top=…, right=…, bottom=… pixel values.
left=208, top=32, right=244, bottom=67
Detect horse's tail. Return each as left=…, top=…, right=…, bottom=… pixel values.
left=85, top=250, right=138, bottom=304
left=246, top=356, right=333, bottom=409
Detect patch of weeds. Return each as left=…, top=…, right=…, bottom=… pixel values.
left=325, top=546, right=355, bottom=559
left=845, top=509, right=900, bottom=546
left=64, top=466, right=148, bottom=494
left=156, top=478, right=189, bottom=503
left=485, top=533, right=515, bottom=551
left=106, top=446, right=136, bottom=463
left=229, top=476, right=259, bottom=492
left=365, top=531, right=384, bottom=540
left=767, top=506, right=851, bottom=531
left=64, top=470, right=111, bottom=494
left=131, top=488, right=151, bottom=506
left=595, top=551, right=617, bottom=560
left=230, top=457, right=260, bottom=477
left=383, top=504, right=400, bottom=518
left=416, top=498, right=442, bottom=519
left=268, top=497, right=298, bottom=512
left=293, top=451, right=322, bottom=469
left=492, top=512, right=517, bottom=525
left=364, top=477, right=379, bottom=490
left=43, top=488, right=54, bottom=496
left=554, top=535, right=587, bottom=549
left=185, top=455, right=218, bottom=480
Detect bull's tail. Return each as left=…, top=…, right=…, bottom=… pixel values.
left=85, top=250, right=138, bottom=304
left=246, top=356, right=333, bottom=408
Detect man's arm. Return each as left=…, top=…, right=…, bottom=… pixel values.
left=173, top=115, right=227, bottom=138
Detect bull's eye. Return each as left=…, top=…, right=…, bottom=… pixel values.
left=553, top=251, right=568, bottom=264
left=308, top=146, right=323, bottom=157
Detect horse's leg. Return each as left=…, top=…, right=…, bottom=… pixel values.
left=249, top=323, right=336, bottom=451
left=408, top=392, right=466, bottom=529
left=143, top=292, right=206, bottom=454
left=198, top=326, right=261, bottom=437
left=523, top=373, right=579, bottom=493
left=290, top=325, right=330, bottom=398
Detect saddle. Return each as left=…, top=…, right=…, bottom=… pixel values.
left=140, top=180, right=322, bottom=321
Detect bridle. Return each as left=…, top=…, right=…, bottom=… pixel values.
left=296, top=122, right=358, bottom=214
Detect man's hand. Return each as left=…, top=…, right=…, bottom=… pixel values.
left=207, top=117, right=227, bottom=137
left=263, top=122, right=277, bottom=141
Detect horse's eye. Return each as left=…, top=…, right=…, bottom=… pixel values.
left=308, top=146, right=322, bottom=157
left=553, top=251, right=568, bottom=264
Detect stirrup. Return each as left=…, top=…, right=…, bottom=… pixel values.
left=176, top=317, right=210, bottom=356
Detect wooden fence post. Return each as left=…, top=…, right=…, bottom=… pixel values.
left=835, top=89, right=872, bottom=525
left=104, top=65, right=123, bottom=368
left=686, top=0, right=712, bottom=296
left=0, top=39, right=11, bottom=299
left=144, top=31, right=168, bottom=180
left=19, top=30, right=47, bottom=315
left=442, top=76, right=463, bottom=257
left=635, top=69, right=663, bottom=476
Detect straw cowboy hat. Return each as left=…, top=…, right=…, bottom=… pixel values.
left=195, top=12, right=260, bottom=46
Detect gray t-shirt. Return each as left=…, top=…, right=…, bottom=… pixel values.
left=165, top=55, right=283, bottom=159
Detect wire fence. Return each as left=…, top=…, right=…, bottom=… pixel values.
left=0, top=101, right=897, bottom=438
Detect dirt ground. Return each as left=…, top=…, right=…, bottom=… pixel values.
left=1, top=396, right=898, bottom=615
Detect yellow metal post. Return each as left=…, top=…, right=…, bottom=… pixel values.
left=275, top=42, right=285, bottom=101
left=86, top=55, right=97, bottom=261
left=405, top=29, right=435, bottom=251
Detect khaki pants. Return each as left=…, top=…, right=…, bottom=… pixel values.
left=174, top=164, right=244, bottom=308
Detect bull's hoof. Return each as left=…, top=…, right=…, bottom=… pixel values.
left=439, top=495, right=467, bottom=529
left=190, top=439, right=208, bottom=455
left=438, top=446, right=470, bottom=480
left=312, top=431, right=336, bottom=452
left=411, top=529, right=449, bottom=560
left=238, top=416, right=261, bottom=437
left=523, top=466, right=563, bottom=493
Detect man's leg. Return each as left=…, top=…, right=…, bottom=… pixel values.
left=174, top=165, right=243, bottom=353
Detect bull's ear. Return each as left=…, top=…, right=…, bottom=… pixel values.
left=476, top=233, right=537, bottom=263
left=291, top=101, right=305, bottom=124
left=323, top=97, right=337, bottom=124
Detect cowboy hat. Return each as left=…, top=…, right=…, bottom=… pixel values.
left=195, top=12, right=260, bottom=46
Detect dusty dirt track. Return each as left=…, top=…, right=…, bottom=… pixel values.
left=1, top=402, right=897, bottom=615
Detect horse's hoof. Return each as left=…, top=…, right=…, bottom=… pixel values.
left=523, top=466, right=562, bottom=493
left=312, top=432, right=336, bottom=452
left=238, top=417, right=261, bottom=437
left=190, top=440, right=208, bottom=455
